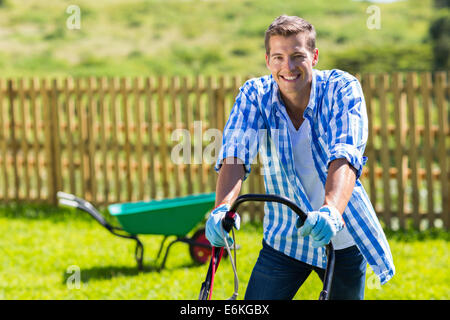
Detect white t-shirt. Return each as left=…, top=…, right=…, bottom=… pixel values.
left=283, top=109, right=355, bottom=250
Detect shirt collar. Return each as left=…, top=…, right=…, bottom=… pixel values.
left=268, top=69, right=317, bottom=120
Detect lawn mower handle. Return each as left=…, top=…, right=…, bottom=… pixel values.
left=226, top=193, right=335, bottom=300
left=222, top=193, right=308, bottom=232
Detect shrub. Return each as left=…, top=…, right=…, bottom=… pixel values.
left=329, top=44, right=433, bottom=74
left=429, top=15, right=450, bottom=70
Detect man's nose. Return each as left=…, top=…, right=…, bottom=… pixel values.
left=283, top=57, right=296, bottom=71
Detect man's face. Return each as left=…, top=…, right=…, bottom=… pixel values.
left=265, top=33, right=319, bottom=97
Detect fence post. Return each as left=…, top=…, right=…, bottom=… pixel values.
left=64, top=78, right=76, bottom=195
left=18, top=78, right=31, bottom=201
left=435, top=72, right=449, bottom=229
left=392, top=73, right=407, bottom=229
left=51, top=79, right=62, bottom=204
left=145, top=77, right=157, bottom=200
left=0, top=79, right=8, bottom=202
left=30, top=78, right=42, bottom=200
left=157, top=76, right=169, bottom=198
left=41, top=79, right=55, bottom=205
left=406, top=72, right=420, bottom=228
left=194, top=75, right=204, bottom=195
left=133, top=77, right=144, bottom=201
left=7, top=80, right=19, bottom=201
left=378, top=73, right=391, bottom=226
left=97, top=77, right=109, bottom=205
left=181, top=76, right=193, bottom=196
left=206, top=76, right=217, bottom=193
left=421, top=72, right=435, bottom=227
left=217, top=76, right=225, bottom=132
left=86, top=78, right=96, bottom=203
left=108, top=77, right=120, bottom=203
left=363, top=74, right=377, bottom=209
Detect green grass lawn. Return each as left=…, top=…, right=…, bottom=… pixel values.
left=0, top=203, right=448, bottom=300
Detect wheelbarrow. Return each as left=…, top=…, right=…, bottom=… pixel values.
left=57, top=191, right=217, bottom=271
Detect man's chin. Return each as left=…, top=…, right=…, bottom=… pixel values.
left=279, top=81, right=302, bottom=92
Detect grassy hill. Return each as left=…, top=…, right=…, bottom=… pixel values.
left=0, top=0, right=439, bottom=78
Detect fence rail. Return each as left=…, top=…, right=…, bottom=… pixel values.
left=0, top=72, right=448, bottom=230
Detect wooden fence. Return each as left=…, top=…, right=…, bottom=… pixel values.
left=0, top=72, right=448, bottom=230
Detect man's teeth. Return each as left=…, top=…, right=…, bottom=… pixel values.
left=283, top=75, right=299, bottom=80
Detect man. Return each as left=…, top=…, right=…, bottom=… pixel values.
left=206, top=15, right=395, bottom=300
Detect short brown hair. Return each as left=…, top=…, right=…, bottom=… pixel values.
left=264, top=15, right=316, bottom=55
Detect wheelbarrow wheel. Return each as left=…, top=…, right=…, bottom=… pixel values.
left=189, top=228, right=213, bottom=265
left=189, top=228, right=231, bottom=265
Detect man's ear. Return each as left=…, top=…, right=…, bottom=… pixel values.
left=265, top=53, right=270, bottom=69
left=312, top=48, right=319, bottom=67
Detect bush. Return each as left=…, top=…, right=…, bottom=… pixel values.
left=429, top=15, right=450, bottom=70
left=329, top=44, right=433, bottom=74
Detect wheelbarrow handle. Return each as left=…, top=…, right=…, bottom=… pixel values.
left=57, top=191, right=112, bottom=231
left=57, top=191, right=145, bottom=270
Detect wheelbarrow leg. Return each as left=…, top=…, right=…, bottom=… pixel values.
left=158, top=237, right=185, bottom=271
left=133, top=236, right=144, bottom=271
left=156, top=236, right=169, bottom=260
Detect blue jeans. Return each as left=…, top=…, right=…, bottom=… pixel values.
left=244, top=241, right=367, bottom=300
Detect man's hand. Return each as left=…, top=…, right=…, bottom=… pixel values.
left=206, top=203, right=241, bottom=247
left=296, top=205, right=344, bottom=248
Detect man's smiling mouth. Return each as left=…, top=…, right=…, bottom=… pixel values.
left=280, top=74, right=301, bottom=82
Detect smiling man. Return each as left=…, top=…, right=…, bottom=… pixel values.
left=205, top=15, right=395, bottom=300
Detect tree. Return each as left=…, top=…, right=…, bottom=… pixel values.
left=429, top=15, right=450, bottom=70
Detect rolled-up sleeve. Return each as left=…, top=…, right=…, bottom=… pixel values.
left=327, top=78, right=368, bottom=179
left=214, top=82, right=264, bottom=180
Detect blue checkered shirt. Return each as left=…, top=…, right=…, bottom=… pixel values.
left=215, top=69, right=395, bottom=285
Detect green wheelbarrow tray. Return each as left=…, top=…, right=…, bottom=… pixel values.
left=57, top=191, right=217, bottom=271
left=108, top=193, right=216, bottom=236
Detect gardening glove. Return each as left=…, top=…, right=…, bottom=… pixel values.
left=296, top=205, right=344, bottom=248
left=205, top=203, right=241, bottom=247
